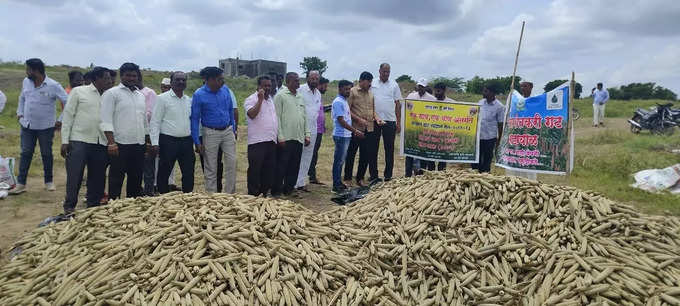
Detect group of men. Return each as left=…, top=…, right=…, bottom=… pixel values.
left=9, top=57, right=565, bottom=214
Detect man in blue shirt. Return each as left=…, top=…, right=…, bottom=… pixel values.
left=191, top=67, right=237, bottom=193
left=593, top=82, right=609, bottom=127
left=332, top=80, right=364, bottom=192
left=11, top=58, right=68, bottom=195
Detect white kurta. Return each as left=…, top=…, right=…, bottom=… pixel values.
left=296, top=84, right=322, bottom=188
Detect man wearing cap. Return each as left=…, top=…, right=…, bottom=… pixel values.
left=151, top=71, right=194, bottom=194
left=160, top=78, right=171, bottom=93
left=191, top=67, right=237, bottom=194
left=100, top=62, right=150, bottom=200
left=371, top=63, right=402, bottom=182
left=295, top=71, right=322, bottom=192
left=404, top=78, right=435, bottom=177
left=159, top=76, right=178, bottom=190
left=61, top=67, right=112, bottom=214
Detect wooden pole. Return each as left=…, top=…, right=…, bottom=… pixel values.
left=508, top=21, right=525, bottom=97
left=568, top=71, right=575, bottom=173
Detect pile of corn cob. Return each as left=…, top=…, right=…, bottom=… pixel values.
left=1, top=170, right=680, bottom=305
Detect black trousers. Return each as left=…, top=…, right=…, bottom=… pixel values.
left=375, top=121, right=397, bottom=179
left=63, top=141, right=107, bottom=213
left=108, top=143, right=145, bottom=200
left=344, top=129, right=378, bottom=182
left=143, top=152, right=156, bottom=195
left=272, top=140, right=303, bottom=195
left=308, top=133, right=323, bottom=180
left=199, top=136, right=223, bottom=192
left=424, top=161, right=447, bottom=171
left=472, top=138, right=497, bottom=173
left=158, top=134, right=195, bottom=194
left=247, top=141, right=277, bottom=196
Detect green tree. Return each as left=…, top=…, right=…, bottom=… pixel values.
left=396, top=74, right=413, bottom=82
left=430, top=77, right=465, bottom=92
left=299, top=56, right=327, bottom=77
left=466, top=75, right=522, bottom=94
left=543, top=80, right=583, bottom=99
left=607, top=82, right=677, bottom=100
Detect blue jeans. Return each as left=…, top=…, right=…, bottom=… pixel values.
left=18, top=126, right=54, bottom=185
left=333, top=136, right=351, bottom=187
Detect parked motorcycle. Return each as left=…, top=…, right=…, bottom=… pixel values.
left=628, top=103, right=677, bottom=135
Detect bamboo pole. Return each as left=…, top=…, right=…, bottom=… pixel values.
left=507, top=21, right=525, bottom=99
left=498, top=21, right=526, bottom=162
left=568, top=71, right=575, bottom=173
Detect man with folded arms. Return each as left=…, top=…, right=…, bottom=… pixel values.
left=61, top=67, right=112, bottom=214
left=150, top=71, right=195, bottom=194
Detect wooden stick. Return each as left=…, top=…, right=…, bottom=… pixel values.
left=508, top=21, right=526, bottom=97
left=568, top=71, right=575, bottom=173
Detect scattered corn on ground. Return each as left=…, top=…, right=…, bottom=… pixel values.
left=1, top=170, right=680, bottom=305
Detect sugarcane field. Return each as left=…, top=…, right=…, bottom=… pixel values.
left=2, top=0, right=680, bottom=305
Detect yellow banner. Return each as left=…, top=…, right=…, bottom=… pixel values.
left=401, top=99, right=481, bottom=163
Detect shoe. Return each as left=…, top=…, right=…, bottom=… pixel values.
left=332, top=184, right=348, bottom=193
left=9, top=184, right=26, bottom=195
left=369, top=178, right=383, bottom=185
left=100, top=192, right=109, bottom=204
left=169, top=184, right=181, bottom=191
left=593, top=124, right=598, bottom=127
left=355, top=179, right=365, bottom=187
left=45, top=182, right=56, bottom=191
left=384, top=178, right=392, bottom=182
left=342, top=179, right=354, bottom=187
left=297, top=186, right=311, bottom=193
left=309, top=179, right=325, bottom=185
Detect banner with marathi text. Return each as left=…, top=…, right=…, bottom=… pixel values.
left=401, top=99, right=481, bottom=163
left=496, top=82, right=572, bottom=174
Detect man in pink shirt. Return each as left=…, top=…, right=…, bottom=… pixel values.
left=308, top=77, right=329, bottom=185
left=137, top=71, right=158, bottom=196
left=245, top=75, right=278, bottom=196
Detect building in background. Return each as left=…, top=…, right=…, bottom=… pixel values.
left=219, top=58, right=286, bottom=79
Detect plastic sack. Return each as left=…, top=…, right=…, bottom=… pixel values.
left=0, top=155, right=17, bottom=189
left=631, top=164, right=680, bottom=193
left=331, top=186, right=371, bottom=205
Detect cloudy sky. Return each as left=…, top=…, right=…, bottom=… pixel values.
left=1, top=0, right=679, bottom=94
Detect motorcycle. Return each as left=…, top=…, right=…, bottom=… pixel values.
left=628, top=103, right=677, bottom=135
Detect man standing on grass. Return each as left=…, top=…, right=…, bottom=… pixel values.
left=159, top=76, right=178, bottom=191
left=371, top=63, right=402, bottom=182
left=191, top=67, right=237, bottom=194
left=404, top=78, right=435, bottom=177
left=295, top=71, right=322, bottom=192
left=11, top=58, right=69, bottom=195
left=308, top=77, right=329, bottom=185
left=332, top=80, right=364, bottom=192
left=61, top=67, right=112, bottom=214
left=150, top=71, right=194, bottom=194
left=344, top=71, right=384, bottom=187
left=472, top=85, right=505, bottom=173
left=244, top=76, right=278, bottom=196
left=272, top=72, right=310, bottom=197
left=505, top=81, right=538, bottom=181
left=137, top=71, right=158, bottom=196
left=593, top=82, right=609, bottom=127
left=100, top=62, right=150, bottom=200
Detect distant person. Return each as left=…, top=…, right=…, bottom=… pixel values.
left=272, top=72, right=310, bottom=197
left=60, top=67, right=112, bottom=214
left=150, top=71, right=194, bottom=194
left=332, top=80, right=364, bottom=192
left=66, top=70, right=84, bottom=94
left=137, top=71, right=158, bottom=196
left=371, top=63, right=402, bottom=182
left=404, top=78, right=435, bottom=177
left=506, top=81, right=538, bottom=180
left=83, top=71, right=93, bottom=86
left=0, top=89, right=6, bottom=113
left=344, top=71, right=383, bottom=187
left=100, top=62, right=150, bottom=200
left=295, top=71, right=322, bottom=192
left=191, top=67, right=237, bottom=194
left=160, top=78, right=172, bottom=93
left=472, top=85, right=505, bottom=173
left=276, top=74, right=284, bottom=92
left=109, top=70, right=117, bottom=86
left=244, top=76, right=278, bottom=196
left=423, top=82, right=453, bottom=172
left=593, top=82, right=609, bottom=127
left=308, top=77, right=329, bottom=185
left=10, top=58, right=69, bottom=195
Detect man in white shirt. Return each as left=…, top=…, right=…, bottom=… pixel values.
left=371, top=63, right=402, bottom=181
left=244, top=75, right=278, bottom=196
left=11, top=58, right=69, bottom=195
left=137, top=72, right=159, bottom=196
left=404, top=78, right=435, bottom=177
left=505, top=81, right=538, bottom=181
left=150, top=71, right=194, bottom=194
left=473, top=85, right=505, bottom=173
left=60, top=67, right=112, bottom=214
left=593, top=82, right=609, bottom=127
left=0, top=89, right=6, bottom=114
left=295, top=71, right=322, bottom=192
left=100, top=63, right=150, bottom=200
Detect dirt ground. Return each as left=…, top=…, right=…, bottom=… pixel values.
left=0, top=118, right=629, bottom=258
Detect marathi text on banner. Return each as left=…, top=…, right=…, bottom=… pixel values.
left=401, top=99, right=481, bottom=163
left=496, top=82, right=572, bottom=174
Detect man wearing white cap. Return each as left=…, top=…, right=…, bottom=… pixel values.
left=160, top=78, right=171, bottom=93
left=158, top=77, right=178, bottom=190
left=404, top=79, right=435, bottom=177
